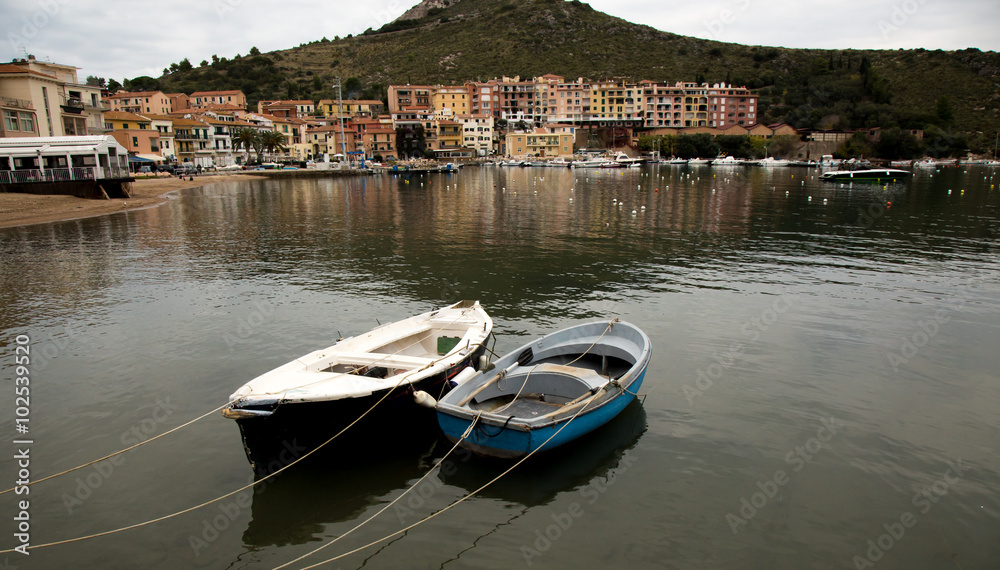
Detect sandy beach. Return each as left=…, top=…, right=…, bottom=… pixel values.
left=0, top=174, right=257, bottom=230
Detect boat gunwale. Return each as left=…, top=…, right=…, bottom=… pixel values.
left=437, top=320, right=650, bottom=431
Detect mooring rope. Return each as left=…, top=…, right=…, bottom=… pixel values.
left=0, top=402, right=228, bottom=496
left=292, top=388, right=606, bottom=569
left=271, top=413, right=483, bottom=570
left=0, top=306, right=481, bottom=496
left=1, top=305, right=484, bottom=498
left=0, top=307, right=487, bottom=554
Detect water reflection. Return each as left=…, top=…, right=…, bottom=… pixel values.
left=439, top=398, right=647, bottom=507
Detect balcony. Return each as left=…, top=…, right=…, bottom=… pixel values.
left=84, top=102, right=111, bottom=112
left=1, top=96, right=33, bottom=110
left=60, top=98, right=85, bottom=114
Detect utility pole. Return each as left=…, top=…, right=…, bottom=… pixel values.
left=334, top=77, right=347, bottom=167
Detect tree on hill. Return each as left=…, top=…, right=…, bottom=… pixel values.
left=123, top=76, right=160, bottom=91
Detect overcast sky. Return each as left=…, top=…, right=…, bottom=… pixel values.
left=1, top=0, right=997, bottom=83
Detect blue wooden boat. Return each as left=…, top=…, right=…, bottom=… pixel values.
left=428, top=320, right=651, bottom=458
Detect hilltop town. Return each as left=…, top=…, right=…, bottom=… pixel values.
left=3, top=54, right=935, bottom=169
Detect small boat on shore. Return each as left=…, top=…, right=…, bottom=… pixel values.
left=819, top=168, right=912, bottom=182
left=429, top=320, right=651, bottom=459
left=223, top=300, right=493, bottom=473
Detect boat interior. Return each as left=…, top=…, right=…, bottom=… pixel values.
left=313, top=329, right=467, bottom=379
left=470, top=353, right=633, bottom=418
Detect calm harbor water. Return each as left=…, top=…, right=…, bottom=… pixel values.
left=1, top=164, right=999, bottom=569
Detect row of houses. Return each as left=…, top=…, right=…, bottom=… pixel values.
left=388, top=75, right=760, bottom=130
left=4, top=56, right=820, bottom=164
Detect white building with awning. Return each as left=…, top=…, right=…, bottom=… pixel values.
left=0, top=135, right=129, bottom=183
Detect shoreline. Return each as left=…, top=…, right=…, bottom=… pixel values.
left=0, top=174, right=259, bottom=230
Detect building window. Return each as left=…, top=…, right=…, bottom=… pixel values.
left=4, top=111, right=19, bottom=131
left=20, top=112, right=34, bottom=133
left=132, top=136, right=139, bottom=147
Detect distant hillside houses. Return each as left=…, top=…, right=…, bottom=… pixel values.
left=8, top=57, right=923, bottom=163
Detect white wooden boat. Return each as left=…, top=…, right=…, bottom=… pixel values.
left=223, top=300, right=493, bottom=473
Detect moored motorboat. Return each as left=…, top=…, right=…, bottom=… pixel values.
left=819, top=168, right=912, bottom=182
left=711, top=156, right=740, bottom=166
left=758, top=157, right=792, bottom=167
left=223, top=300, right=493, bottom=473
left=571, top=158, right=611, bottom=168
left=429, top=319, right=651, bottom=459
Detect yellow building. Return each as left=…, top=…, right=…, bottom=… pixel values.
left=436, top=120, right=463, bottom=149
left=431, top=86, right=470, bottom=118
left=505, top=127, right=575, bottom=158
left=318, top=99, right=385, bottom=118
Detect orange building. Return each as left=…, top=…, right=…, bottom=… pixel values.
left=107, top=91, right=172, bottom=115
left=189, top=90, right=247, bottom=110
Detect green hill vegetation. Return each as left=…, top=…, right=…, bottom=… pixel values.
left=121, top=0, right=999, bottom=156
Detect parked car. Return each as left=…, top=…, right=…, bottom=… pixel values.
left=178, top=164, right=197, bottom=175
left=137, top=165, right=152, bottom=173
left=157, top=164, right=175, bottom=174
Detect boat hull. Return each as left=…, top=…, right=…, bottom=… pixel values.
left=234, top=348, right=484, bottom=475
left=437, top=365, right=647, bottom=458
left=820, top=169, right=912, bottom=182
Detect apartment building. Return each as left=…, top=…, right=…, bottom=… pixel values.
left=387, top=85, right=432, bottom=113
left=431, top=86, right=470, bottom=118
left=108, top=90, right=172, bottom=115
left=455, top=113, right=495, bottom=156
left=319, top=99, right=386, bottom=118
left=0, top=56, right=107, bottom=138
left=189, top=90, right=247, bottom=110
left=105, top=111, right=162, bottom=160
left=506, top=126, right=575, bottom=158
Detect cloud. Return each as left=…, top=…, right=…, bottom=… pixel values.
left=0, top=0, right=996, bottom=83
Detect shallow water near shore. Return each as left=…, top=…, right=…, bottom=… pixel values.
left=1, top=164, right=999, bottom=569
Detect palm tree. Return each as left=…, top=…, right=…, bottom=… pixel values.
left=232, top=127, right=261, bottom=164
left=258, top=130, right=288, bottom=160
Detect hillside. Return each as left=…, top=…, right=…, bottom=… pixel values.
left=152, top=0, right=1000, bottom=153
